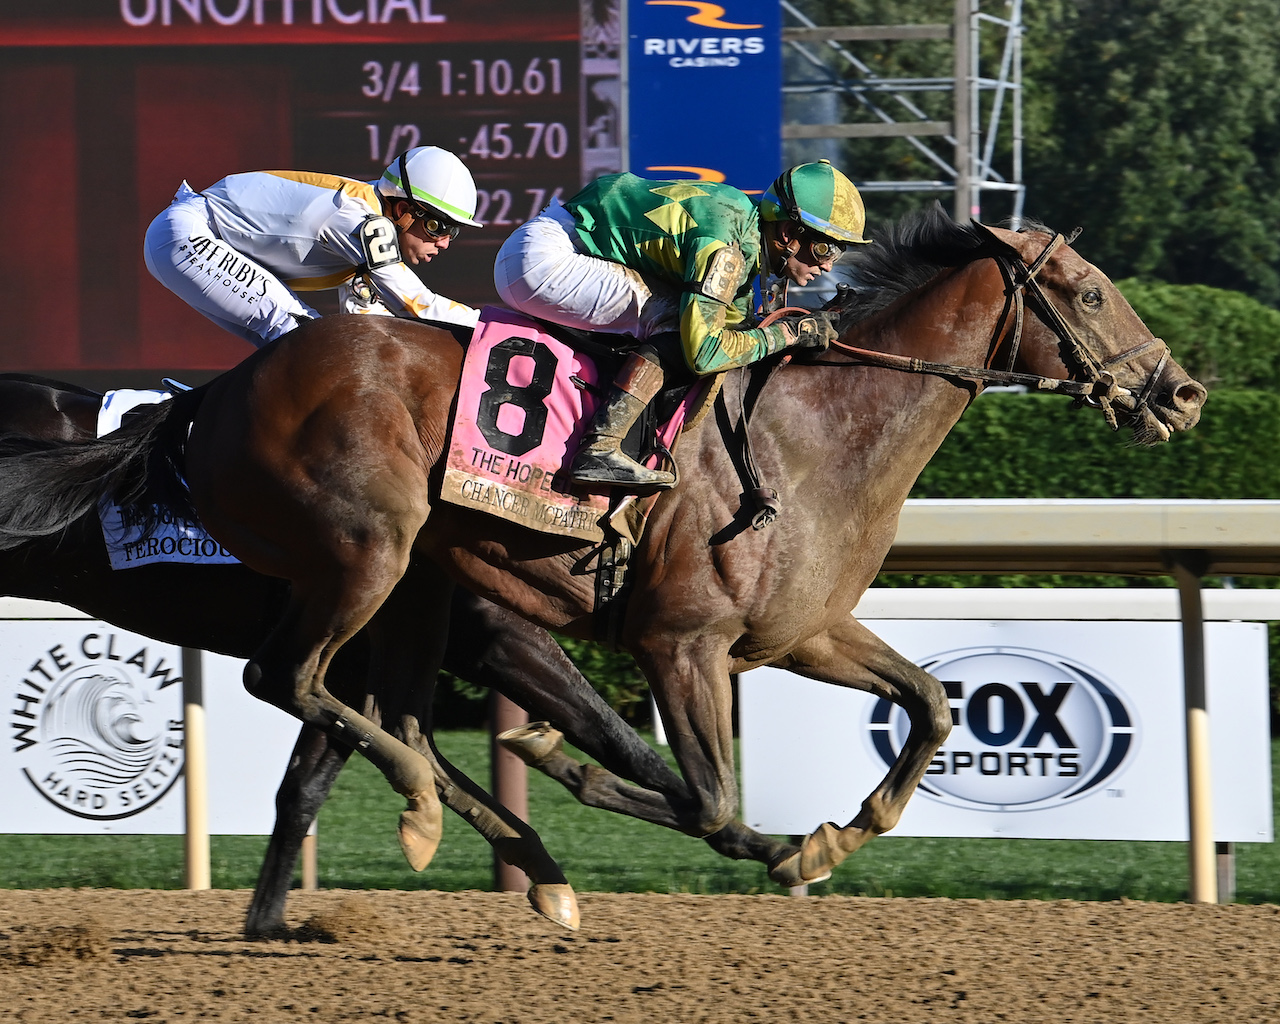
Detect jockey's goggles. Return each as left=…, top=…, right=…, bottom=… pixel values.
left=803, top=232, right=847, bottom=264
left=411, top=207, right=461, bottom=240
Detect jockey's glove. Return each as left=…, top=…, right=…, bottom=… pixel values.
left=780, top=310, right=841, bottom=353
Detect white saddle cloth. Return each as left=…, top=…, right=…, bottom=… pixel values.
left=96, top=388, right=241, bottom=569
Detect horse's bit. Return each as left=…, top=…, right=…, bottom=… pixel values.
left=828, top=232, right=1172, bottom=430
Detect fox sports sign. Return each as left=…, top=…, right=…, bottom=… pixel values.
left=870, top=646, right=1134, bottom=811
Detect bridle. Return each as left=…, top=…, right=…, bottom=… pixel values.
left=821, top=232, right=1172, bottom=430
left=740, top=230, right=1172, bottom=531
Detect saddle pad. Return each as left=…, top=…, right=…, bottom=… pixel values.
left=440, top=307, right=611, bottom=542
left=96, top=389, right=241, bottom=570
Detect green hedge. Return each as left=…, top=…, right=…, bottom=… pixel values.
left=915, top=387, right=1280, bottom=499
left=1117, top=280, right=1280, bottom=393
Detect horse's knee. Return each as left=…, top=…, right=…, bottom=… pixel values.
left=915, top=674, right=953, bottom=746
left=690, top=793, right=735, bottom=837
left=859, top=792, right=900, bottom=835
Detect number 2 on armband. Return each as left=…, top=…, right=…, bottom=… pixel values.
left=359, top=216, right=401, bottom=269
left=476, top=337, right=558, bottom=457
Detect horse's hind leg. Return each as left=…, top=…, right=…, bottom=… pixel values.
left=365, top=571, right=580, bottom=930
left=244, top=570, right=444, bottom=872
left=768, top=616, right=952, bottom=886
left=245, top=724, right=351, bottom=938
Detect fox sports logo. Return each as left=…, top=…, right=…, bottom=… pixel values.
left=868, top=646, right=1136, bottom=811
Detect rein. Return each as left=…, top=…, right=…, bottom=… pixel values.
left=728, top=229, right=1171, bottom=531
left=827, top=232, right=1171, bottom=428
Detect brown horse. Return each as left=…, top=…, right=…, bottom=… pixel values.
left=0, top=374, right=690, bottom=933
left=0, top=211, right=1206, bottom=888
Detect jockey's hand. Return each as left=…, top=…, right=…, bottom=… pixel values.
left=780, top=310, right=840, bottom=353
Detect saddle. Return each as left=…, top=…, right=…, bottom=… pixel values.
left=439, top=306, right=717, bottom=544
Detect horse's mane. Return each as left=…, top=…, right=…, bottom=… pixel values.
left=836, top=204, right=1052, bottom=327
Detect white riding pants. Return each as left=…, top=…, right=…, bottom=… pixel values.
left=493, top=200, right=680, bottom=338
left=144, top=182, right=318, bottom=347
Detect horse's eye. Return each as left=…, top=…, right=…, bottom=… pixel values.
left=1082, top=288, right=1103, bottom=307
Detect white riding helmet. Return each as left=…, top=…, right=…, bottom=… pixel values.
left=377, top=146, right=482, bottom=227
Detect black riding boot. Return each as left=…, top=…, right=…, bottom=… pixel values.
left=569, top=350, right=675, bottom=490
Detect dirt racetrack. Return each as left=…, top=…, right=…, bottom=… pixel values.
left=3, top=889, right=1280, bottom=1023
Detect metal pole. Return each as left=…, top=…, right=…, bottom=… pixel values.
left=951, top=0, right=970, bottom=220
left=301, top=818, right=318, bottom=890
left=1172, top=552, right=1216, bottom=904
left=181, top=648, right=210, bottom=890
left=491, top=692, right=530, bottom=892
left=1217, top=841, right=1236, bottom=903
left=788, top=837, right=809, bottom=897
left=966, top=0, right=980, bottom=221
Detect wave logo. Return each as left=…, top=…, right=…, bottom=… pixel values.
left=13, top=649, right=184, bottom=820
left=645, top=1, right=762, bottom=29
left=868, top=646, right=1136, bottom=811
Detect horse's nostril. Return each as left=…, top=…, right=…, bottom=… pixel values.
left=1176, top=382, right=1207, bottom=407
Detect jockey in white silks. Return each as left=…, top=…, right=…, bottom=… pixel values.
left=144, top=146, right=481, bottom=347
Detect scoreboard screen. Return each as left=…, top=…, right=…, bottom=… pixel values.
left=0, top=0, right=617, bottom=380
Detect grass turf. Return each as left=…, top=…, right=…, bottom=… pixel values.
left=1, top=731, right=1275, bottom=903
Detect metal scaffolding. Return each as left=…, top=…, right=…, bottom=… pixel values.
left=781, top=0, right=1024, bottom=226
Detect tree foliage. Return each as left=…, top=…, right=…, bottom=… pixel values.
left=789, top=0, right=1280, bottom=303
left=1024, top=0, right=1280, bottom=302
left=1118, top=280, right=1280, bottom=391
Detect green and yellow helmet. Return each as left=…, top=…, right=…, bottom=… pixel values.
left=759, top=159, right=870, bottom=244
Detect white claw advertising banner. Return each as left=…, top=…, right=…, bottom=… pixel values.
left=741, top=620, right=1272, bottom=842
left=1, top=619, right=298, bottom=834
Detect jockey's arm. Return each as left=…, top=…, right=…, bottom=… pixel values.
left=365, top=260, right=479, bottom=327
left=678, top=240, right=792, bottom=376
left=318, top=208, right=479, bottom=328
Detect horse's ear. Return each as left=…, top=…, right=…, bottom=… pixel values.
left=969, top=220, right=1003, bottom=246
left=969, top=219, right=1021, bottom=258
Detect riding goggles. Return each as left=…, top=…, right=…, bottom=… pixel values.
left=411, top=207, right=461, bottom=240
left=804, top=233, right=847, bottom=264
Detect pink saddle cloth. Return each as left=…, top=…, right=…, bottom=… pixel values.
left=439, top=306, right=702, bottom=543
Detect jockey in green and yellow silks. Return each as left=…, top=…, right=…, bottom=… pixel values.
left=493, top=160, right=870, bottom=490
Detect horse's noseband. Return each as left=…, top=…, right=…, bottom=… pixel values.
left=994, top=233, right=1171, bottom=429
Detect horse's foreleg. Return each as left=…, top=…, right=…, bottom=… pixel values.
left=244, top=724, right=351, bottom=938
left=445, top=590, right=698, bottom=822
left=770, top=616, right=952, bottom=886
left=633, top=637, right=739, bottom=838
left=449, top=595, right=793, bottom=868
left=369, top=575, right=579, bottom=929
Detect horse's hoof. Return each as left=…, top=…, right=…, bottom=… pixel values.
left=398, top=795, right=443, bottom=871
left=497, top=722, right=565, bottom=768
left=767, top=849, right=832, bottom=888
left=527, top=883, right=580, bottom=931
left=244, top=920, right=291, bottom=941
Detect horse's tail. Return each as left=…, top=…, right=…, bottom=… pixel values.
left=0, top=387, right=204, bottom=551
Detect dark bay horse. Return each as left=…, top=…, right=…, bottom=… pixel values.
left=0, top=212, right=1206, bottom=888
left=0, top=374, right=695, bottom=934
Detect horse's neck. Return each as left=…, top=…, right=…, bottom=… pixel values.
left=790, top=263, right=998, bottom=504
